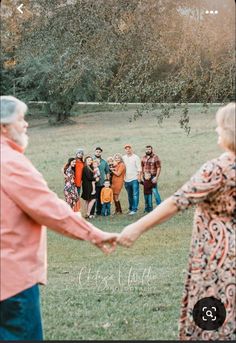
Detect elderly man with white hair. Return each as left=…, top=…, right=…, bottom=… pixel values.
left=0, top=96, right=118, bottom=340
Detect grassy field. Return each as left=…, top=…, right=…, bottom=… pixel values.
left=25, top=105, right=222, bottom=340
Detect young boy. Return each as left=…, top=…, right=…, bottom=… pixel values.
left=100, top=179, right=113, bottom=216
left=141, top=172, right=155, bottom=213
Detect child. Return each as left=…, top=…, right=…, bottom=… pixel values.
left=91, top=159, right=100, bottom=195
left=107, top=156, right=114, bottom=184
left=141, top=172, right=155, bottom=213
left=100, top=179, right=113, bottom=216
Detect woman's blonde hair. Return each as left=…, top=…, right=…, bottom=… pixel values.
left=216, top=102, right=235, bottom=153
left=113, top=153, right=124, bottom=163
left=106, top=156, right=114, bottom=162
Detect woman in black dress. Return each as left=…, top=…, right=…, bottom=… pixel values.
left=81, top=156, right=97, bottom=218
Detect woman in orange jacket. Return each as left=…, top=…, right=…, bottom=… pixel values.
left=111, top=153, right=126, bottom=214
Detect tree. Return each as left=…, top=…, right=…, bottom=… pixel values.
left=1, top=0, right=235, bottom=126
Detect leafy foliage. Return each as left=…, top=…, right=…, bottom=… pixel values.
left=1, top=0, right=235, bottom=126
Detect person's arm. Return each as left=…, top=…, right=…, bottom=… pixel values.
left=2, top=156, right=118, bottom=253
left=118, top=158, right=224, bottom=248
left=152, top=158, right=161, bottom=183
left=117, top=197, right=178, bottom=247
left=156, top=158, right=161, bottom=179
left=104, top=161, right=110, bottom=180
left=152, top=167, right=161, bottom=183
left=100, top=188, right=104, bottom=204
left=140, top=158, right=144, bottom=181
left=136, top=156, right=142, bottom=182
left=111, top=163, right=125, bottom=177
left=110, top=189, right=113, bottom=203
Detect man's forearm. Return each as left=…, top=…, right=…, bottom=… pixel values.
left=156, top=168, right=161, bottom=179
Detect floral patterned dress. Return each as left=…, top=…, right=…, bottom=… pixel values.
left=172, top=152, right=236, bottom=340
left=64, top=166, right=79, bottom=210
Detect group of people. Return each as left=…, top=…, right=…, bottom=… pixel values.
left=63, top=144, right=162, bottom=218
left=1, top=95, right=235, bottom=341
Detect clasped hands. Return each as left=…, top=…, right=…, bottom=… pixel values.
left=94, top=223, right=142, bottom=254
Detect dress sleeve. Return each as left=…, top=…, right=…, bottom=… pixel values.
left=2, top=156, right=106, bottom=243
left=116, top=163, right=126, bottom=176
left=172, top=160, right=223, bottom=211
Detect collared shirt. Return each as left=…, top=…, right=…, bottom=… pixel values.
left=122, top=154, right=142, bottom=182
left=93, top=157, right=109, bottom=186
left=141, top=153, right=161, bottom=176
left=0, top=136, right=106, bottom=301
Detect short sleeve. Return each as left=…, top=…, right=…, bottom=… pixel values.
left=172, top=160, right=223, bottom=211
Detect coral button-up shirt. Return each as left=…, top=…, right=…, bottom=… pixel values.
left=0, top=136, right=105, bottom=301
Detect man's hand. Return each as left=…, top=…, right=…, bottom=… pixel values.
left=152, top=176, right=157, bottom=183
left=92, top=232, right=119, bottom=254
left=117, top=224, right=142, bottom=248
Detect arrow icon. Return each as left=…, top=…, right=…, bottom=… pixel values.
left=17, top=4, right=24, bottom=14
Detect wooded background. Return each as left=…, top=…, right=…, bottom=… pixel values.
left=1, top=0, right=235, bottom=123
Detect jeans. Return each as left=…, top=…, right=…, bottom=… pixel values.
left=0, top=284, right=43, bottom=341
left=152, top=183, right=161, bottom=205
left=101, top=202, right=111, bottom=216
left=144, top=194, right=153, bottom=212
left=90, top=185, right=103, bottom=215
left=125, top=179, right=139, bottom=212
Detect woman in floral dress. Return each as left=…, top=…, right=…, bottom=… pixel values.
left=118, top=103, right=236, bottom=340
left=63, top=158, right=79, bottom=211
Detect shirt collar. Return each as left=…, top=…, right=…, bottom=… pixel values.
left=1, top=135, right=25, bottom=153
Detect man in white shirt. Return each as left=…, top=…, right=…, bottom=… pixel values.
left=122, top=144, right=142, bottom=215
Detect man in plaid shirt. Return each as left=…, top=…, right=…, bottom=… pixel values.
left=141, top=145, right=162, bottom=206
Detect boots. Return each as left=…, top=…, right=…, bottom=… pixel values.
left=114, top=200, right=122, bottom=214
left=114, top=201, right=119, bottom=214
left=118, top=200, right=122, bottom=213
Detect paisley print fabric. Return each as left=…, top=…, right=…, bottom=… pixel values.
left=172, top=152, right=236, bottom=340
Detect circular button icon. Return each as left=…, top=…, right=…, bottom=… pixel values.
left=193, top=297, right=226, bottom=330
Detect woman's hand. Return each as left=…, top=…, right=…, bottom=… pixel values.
left=93, top=232, right=119, bottom=254
left=117, top=223, right=143, bottom=248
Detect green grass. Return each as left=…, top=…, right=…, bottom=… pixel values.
left=25, top=106, right=221, bottom=340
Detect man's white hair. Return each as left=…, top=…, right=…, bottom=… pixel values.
left=0, top=96, right=28, bottom=124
